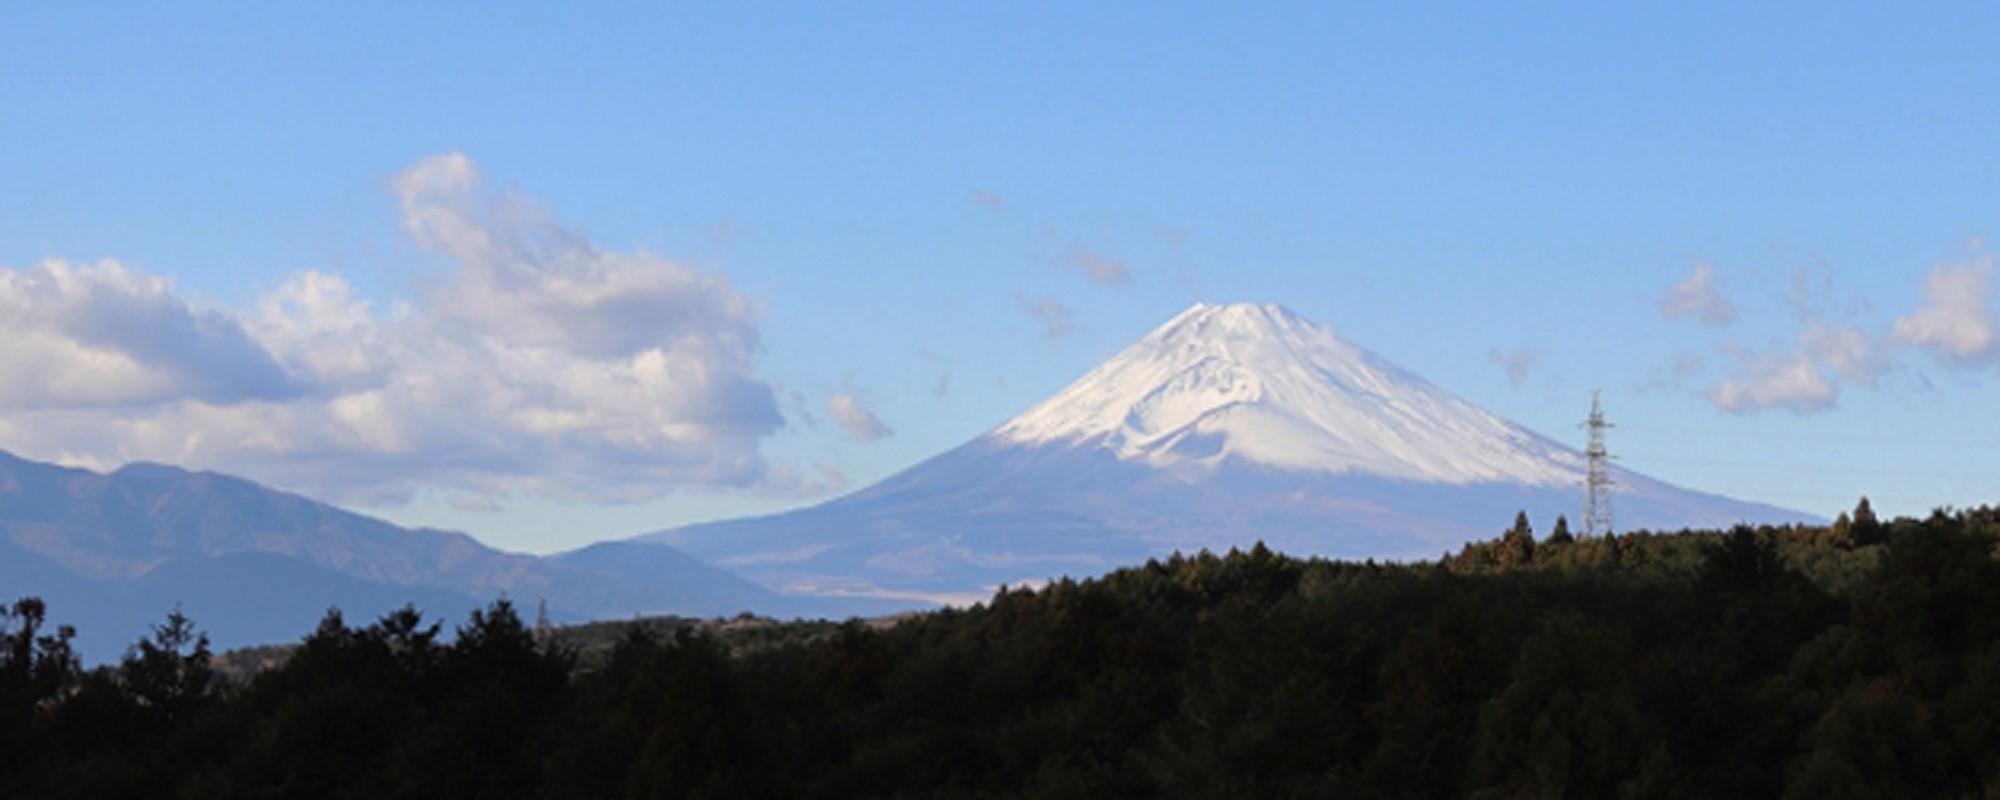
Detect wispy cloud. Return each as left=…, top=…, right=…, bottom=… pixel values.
left=1691, top=260, right=1892, bottom=415
left=1708, top=350, right=1839, bottom=414
left=783, top=389, right=822, bottom=431
left=1641, top=351, right=1708, bottom=395
left=394, top=153, right=763, bottom=360
left=705, top=219, right=739, bottom=244
left=1707, top=322, right=1886, bottom=415
left=917, top=347, right=951, bottom=397
left=1062, top=243, right=1132, bottom=285
left=967, top=189, right=1005, bottom=213
left=1016, top=294, right=1075, bottom=338
left=826, top=391, right=892, bottom=442
left=1671, top=352, right=1705, bottom=382
left=448, top=492, right=502, bottom=513
left=1659, top=263, right=1737, bottom=327
left=0, top=152, right=809, bottom=505
left=1698, top=250, right=2000, bottom=415
left=1486, top=346, right=1539, bottom=389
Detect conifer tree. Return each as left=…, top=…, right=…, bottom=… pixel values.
left=1499, top=511, right=1537, bottom=566
left=121, top=606, right=215, bottom=728
left=1851, top=497, right=1885, bottom=545
left=2, top=597, right=79, bottom=770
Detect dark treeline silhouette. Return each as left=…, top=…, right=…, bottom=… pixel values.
left=7, top=501, right=2000, bottom=797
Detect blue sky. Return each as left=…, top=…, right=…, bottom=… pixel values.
left=4, top=4, right=1998, bottom=552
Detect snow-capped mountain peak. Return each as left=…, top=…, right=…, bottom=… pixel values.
left=993, top=302, right=1581, bottom=486
left=649, top=301, right=1809, bottom=608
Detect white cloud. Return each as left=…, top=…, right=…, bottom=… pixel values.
left=1891, top=258, right=1995, bottom=365
left=1659, top=263, right=1737, bottom=327
left=0, top=259, right=303, bottom=409
left=1705, top=322, right=1885, bottom=415
left=0, top=152, right=796, bottom=506
left=1708, top=350, right=1839, bottom=414
left=249, top=270, right=388, bottom=384
left=393, top=154, right=761, bottom=361
left=1702, top=250, right=2000, bottom=415
left=825, top=392, right=891, bottom=442
left=1801, top=322, right=1886, bottom=386
left=1672, top=253, right=1945, bottom=416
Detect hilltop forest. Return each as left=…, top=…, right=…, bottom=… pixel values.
left=7, top=501, right=2000, bottom=797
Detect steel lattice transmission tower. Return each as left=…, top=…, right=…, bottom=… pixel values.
left=1580, top=390, right=1615, bottom=537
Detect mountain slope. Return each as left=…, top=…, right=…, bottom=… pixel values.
left=993, top=302, right=1579, bottom=485
left=0, top=450, right=790, bottom=660
left=645, top=303, right=1810, bottom=607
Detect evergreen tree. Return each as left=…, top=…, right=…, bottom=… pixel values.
left=1853, top=497, right=1878, bottom=527
left=1509, top=510, right=1534, bottom=539
left=1499, top=510, right=1537, bottom=566
left=18, top=506, right=2000, bottom=796
left=1851, top=497, right=1885, bottom=545
left=1549, top=515, right=1574, bottom=544
left=2, top=597, right=79, bottom=772
left=121, top=606, right=216, bottom=729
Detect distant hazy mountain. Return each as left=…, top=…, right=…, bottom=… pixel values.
left=0, top=451, right=792, bottom=660
left=644, top=302, right=1811, bottom=608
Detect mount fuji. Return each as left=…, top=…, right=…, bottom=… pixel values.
left=639, top=303, right=1808, bottom=606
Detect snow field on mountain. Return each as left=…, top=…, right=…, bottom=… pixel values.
left=996, top=302, right=1581, bottom=486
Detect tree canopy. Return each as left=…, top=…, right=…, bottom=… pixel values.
left=7, top=504, right=2000, bottom=797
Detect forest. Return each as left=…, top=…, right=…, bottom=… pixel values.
left=6, top=500, right=2000, bottom=798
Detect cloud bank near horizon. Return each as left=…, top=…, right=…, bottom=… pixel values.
left=0, top=153, right=820, bottom=506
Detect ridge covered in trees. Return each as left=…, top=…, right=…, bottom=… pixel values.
left=6, top=501, right=2000, bottom=797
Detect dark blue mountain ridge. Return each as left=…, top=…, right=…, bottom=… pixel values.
left=0, top=449, right=795, bottom=661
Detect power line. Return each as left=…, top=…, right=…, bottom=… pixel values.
left=1615, top=453, right=1997, bottom=518
left=1619, top=424, right=2000, bottom=451
left=1715, top=488, right=1957, bottom=510
left=1618, top=455, right=2000, bottom=483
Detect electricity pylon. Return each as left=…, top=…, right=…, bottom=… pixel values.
left=1581, top=390, right=1615, bottom=537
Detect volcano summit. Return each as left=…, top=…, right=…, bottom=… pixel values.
left=637, top=303, right=1806, bottom=606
